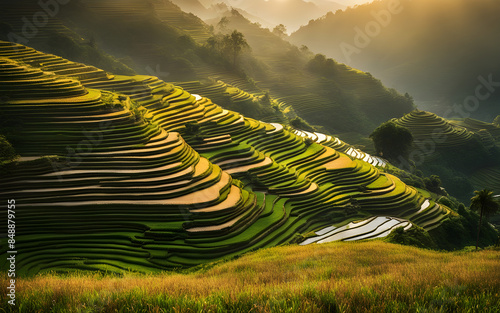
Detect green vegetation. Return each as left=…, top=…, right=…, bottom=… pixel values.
left=272, top=24, right=287, bottom=38
left=307, top=54, right=338, bottom=78
left=223, top=30, right=250, bottom=67
left=0, top=41, right=468, bottom=276
left=0, top=0, right=417, bottom=138
left=470, top=189, right=500, bottom=250
left=385, top=225, right=437, bottom=249
left=385, top=110, right=500, bottom=203
left=205, top=30, right=251, bottom=69
left=290, top=116, right=315, bottom=133
left=0, top=2, right=498, bottom=310
left=1, top=241, right=499, bottom=312
left=369, top=121, right=413, bottom=163
left=44, top=32, right=136, bottom=76
left=203, top=9, right=415, bottom=135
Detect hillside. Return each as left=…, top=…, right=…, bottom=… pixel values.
left=0, top=0, right=414, bottom=136
left=0, top=0, right=213, bottom=80
left=202, top=0, right=345, bottom=32
left=1, top=241, right=499, bottom=312
left=0, top=41, right=481, bottom=276
left=389, top=110, right=500, bottom=203
left=203, top=9, right=414, bottom=134
left=290, top=0, right=500, bottom=121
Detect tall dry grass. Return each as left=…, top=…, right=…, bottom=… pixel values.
left=1, top=241, right=499, bottom=312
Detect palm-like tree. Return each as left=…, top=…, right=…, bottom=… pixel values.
left=470, top=189, right=500, bottom=250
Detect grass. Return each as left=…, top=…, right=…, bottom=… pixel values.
left=1, top=241, right=499, bottom=313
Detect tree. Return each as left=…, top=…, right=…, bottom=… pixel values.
left=206, top=34, right=224, bottom=52
left=304, top=137, right=315, bottom=147
left=423, top=175, right=444, bottom=195
left=185, top=121, right=201, bottom=136
left=470, top=189, right=500, bottom=250
left=404, top=92, right=413, bottom=102
left=290, top=116, right=315, bottom=133
left=222, top=30, right=250, bottom=67
left=307, top=54, right=337, bottom=78
left=370, top=121, right=413, bottom=162
left=272, top=24, right=287, bottom=38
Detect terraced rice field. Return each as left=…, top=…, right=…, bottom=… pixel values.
left=395, top=110, right=500, bottom=195
left=174, top=79, right=288, bottom=123
left=151, top=0, right=212, bottom=44
left=293, top=128, right=387, bottom=168
left=0, top=41, right=453, bottom=275
left=394, top=110, right=475, bottom=150
left=471, top=166, right=500, bottom=195
left=301, top=216, right=412, bottom=245
left=456, top=117, right=500, bottom=148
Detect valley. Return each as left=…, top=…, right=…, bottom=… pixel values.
left=0, top=0, right=499, bottom=312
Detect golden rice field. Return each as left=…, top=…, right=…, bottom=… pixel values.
left=1, top=241, right=499, bottom=313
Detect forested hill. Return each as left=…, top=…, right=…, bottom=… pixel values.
left=0, top=0, right=414, bottom=135
left=203, top=9, right=414, bottom=134
left=290, top=0, right=500, bottom=121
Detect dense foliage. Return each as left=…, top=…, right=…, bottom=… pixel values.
left=370, top=121, right=413, bottom=162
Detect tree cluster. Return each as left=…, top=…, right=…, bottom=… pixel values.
left=205, top=30, right=250, bottom=68
left=369, top=121, right=413, bottom=162
left=306, top=54, right=338, bottom=78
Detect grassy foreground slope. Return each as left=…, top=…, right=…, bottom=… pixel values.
left=1, top=241, right=499, bottom=312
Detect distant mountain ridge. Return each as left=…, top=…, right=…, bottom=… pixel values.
left=289, top=0, right=500, bottom=121
left=0, top=0, right=415, bottom=136
left=204, top=0, right=345, bottom=31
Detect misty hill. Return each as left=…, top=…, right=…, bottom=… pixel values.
left=169, top=0, right=208, bottom=17
left=290, top=0, right=500, bottom=121
left=0, top=0, right=212, bottom=80
left=0, top=0, right=415, bottom=136
left=1, top=41, right=479, bottom=275
left=204, top=9, right=414, bottom=134
left=168, top=0, right=276, bottom=29
left=334, top=0, right=375, bottom=6
left=213, top=0, right=344, bottom=32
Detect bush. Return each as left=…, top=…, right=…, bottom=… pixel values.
left=304, top=137, right=315, bottom=147
left=290, top=117, right=315, bottom=132
left=386, top=225, right=437, bottom=249
left=370, top=121, right=413, bottom=162
left=307, top=54, right=337, bottom=78
left=423, top=175, right=445, bottom=195
left=185, top=122, right=201, bottom=136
